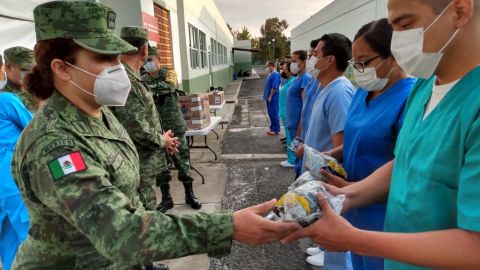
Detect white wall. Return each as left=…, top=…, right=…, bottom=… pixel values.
left=291, top=0, right=388, bottom=52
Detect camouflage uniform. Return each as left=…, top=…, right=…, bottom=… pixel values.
left=143, top=47, right=201, bottom=212
left=2, top=47, right=37, bottom=112
left=11, top=2, right=233, bottom=268
left=109, top=26, right=169, bottom=211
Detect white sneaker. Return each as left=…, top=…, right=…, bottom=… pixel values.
left=306, top=246, right=322, bottom=256
left=306, top=251, right=325, bottom=266
left=280, top=160, right=295, bottom=168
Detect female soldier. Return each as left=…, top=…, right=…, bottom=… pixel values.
left=11, top=1, right=299, bottom=269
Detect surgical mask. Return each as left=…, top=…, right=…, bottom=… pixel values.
left=143, top=61, right=156, bottom=73
left=20, top=71, right=28, bottom=84
left=391, top=2, right=459, bottom=79
left=354, top=60, right=393, bottom=92
left=306, top=56, right=318, bottom=74
left=0, top=71, right=7, bottom=89
left=266, top=67, right=271, bottom=73
left=66, top=62, right=131, bottom=106
left=290, top=63, right=300, bottom=75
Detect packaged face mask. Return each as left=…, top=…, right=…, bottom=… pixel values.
left=288, top=137, right=304, bottom=152
left=266, top=178, right=345, bottom=227
left=304, top=144, right=347, bottom=180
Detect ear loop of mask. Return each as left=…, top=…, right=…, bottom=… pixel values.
left=65, top=62, right=97, bottom=97
left=424, top=1, right=460, bottom=54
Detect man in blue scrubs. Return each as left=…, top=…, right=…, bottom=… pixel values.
left=283, top=0, right=480, bottom=269
left=264, top=61, right=281, bottom=135
left=301, top=33, right=356, bottom=269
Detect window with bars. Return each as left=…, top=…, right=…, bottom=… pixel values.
left=188, top=24, right=207, bottom=69
left=210, top=39, right=228, bottom=66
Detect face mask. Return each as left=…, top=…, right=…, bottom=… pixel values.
left=66, top=62, right=132, bottom=106
left=290, top=63, right=300, bottom=75
left=0, top=72, right=7, bottom=89
left=354, top=60, right=393, bottom=92
left=19, top=71, right=28, bottom=85
left=390, top=2, right=459, bottom=79
left=306, top=56, right=318, bottom=74
left=266, top=67, right=271, bottom=73
left=143, top=61, right=157, bottom=73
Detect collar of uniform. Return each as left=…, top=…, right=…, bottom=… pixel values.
left=47, top=90, right=130, bottom=142
left=2, top=80, right=21, bottom=94
left=122, top=61, right=142, bottom=82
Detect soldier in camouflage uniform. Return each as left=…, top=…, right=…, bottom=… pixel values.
left=11, top=2, right=299, bottom=269
left=2, top=46, right=37, bottom=112
left=111, top=26, right=179, bottom=215
left=143, top=46, right=202, bottom=212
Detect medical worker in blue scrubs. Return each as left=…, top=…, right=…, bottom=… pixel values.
left=279, top=63, right=296, bottom=167
left=0, top=92, right=32, bottom=270
left=264, top=61, right=281, bottom=135
left=283, top=0, right=480, bottom=269
left=324, top=19, right=416, bottom=270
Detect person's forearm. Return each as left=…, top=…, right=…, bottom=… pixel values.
left=347, top=228, right=480, bottom=270
left=344, top=160, right=393, bottom=208
left=326, top=145, right=343, bottom=161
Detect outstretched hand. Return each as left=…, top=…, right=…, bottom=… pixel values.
left=233, top=199, right=301, bottom=245
left=281, top=193, right=356, bottom=252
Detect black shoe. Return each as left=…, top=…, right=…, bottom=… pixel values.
left=280, top=137, right=287, bottom=142
left=144, top=263, right=169, bottom=270
left=184, top=183, right=202, bottom=210
left=157, top=185, right=174, bottom=213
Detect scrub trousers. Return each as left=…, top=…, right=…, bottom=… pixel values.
left=280, top=116, right=295, bottom=164
left=324, top=251, right=353, bottom=270
left=0, top=195, right=29, bottom=270
left=266, top=96, right=280, bottom=133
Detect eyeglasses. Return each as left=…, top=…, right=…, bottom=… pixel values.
left=349, top=55, right=383, bottom=73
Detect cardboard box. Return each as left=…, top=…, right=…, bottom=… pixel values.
left=208, top=91, right=225, bottom=106
left=185, top=117, right=211, bottom=130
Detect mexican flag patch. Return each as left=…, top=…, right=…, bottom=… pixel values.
left=48, top=152, right=87, bottom=181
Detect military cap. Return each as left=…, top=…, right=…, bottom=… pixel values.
left=33, top=1, right=136, bottom=55
left=148, top=46, right=159, bottom=56
left=120, top=26, right=149, bottom=41
left=4, top=46, right=35, bottom=69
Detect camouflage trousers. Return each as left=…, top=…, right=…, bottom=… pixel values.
left=156, top=133, right=193, bottom=186
left=138, top=152, right=169, bottom=210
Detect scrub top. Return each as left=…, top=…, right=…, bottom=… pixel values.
left=300, top=78, right=321, bottom=139
left=0, top=92, right=32, bottom=198
left=286, top=72, right=312, bottom=130
left=263, top=70, right=281, bottom=101
left=384, top=66, right=480, bottom=270
left=279, top=76, right=295, bottom=119
left=303, top=77, right=355, bottom=153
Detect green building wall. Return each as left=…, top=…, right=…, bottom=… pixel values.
left=181, top=66, right=232, bottom=94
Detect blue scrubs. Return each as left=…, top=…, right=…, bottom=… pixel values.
left=302, top=77, right=356, bottom=270
left=385, top=66, right=480, bottom=270
left=286, top=72, right=312, bottom=140
left=342, top=78, right=416, bottom=270
left=0, top=93, right=32, bottom=270
left=264, top=71, right=281, bottom=133
left=279, top=77, right=296, bottom=164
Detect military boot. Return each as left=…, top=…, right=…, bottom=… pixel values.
left=144, top=262, right=169, bottom=270
left=156, top=185, right=173, bottom=213
left=183, top=182, right=202, bottom=210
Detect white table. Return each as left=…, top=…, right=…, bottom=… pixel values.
left=209, top=100, right=226, bottom=116
left=185, top=116, right=222, bottom=184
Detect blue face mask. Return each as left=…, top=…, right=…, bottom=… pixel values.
left=143, top=60, right=157, bottom=73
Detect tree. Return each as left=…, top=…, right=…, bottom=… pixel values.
left=235, top=26, right=251, bottom=40
left=254, top=17, right=290, bottom=63
left=226, top=23, right=234, bottom=36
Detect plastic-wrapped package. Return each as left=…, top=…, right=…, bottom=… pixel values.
left=304, top=144, right=347, bottom=180
left=288, top=137, right=304, bottom=152
left=266, top=180, right=345, bottom=227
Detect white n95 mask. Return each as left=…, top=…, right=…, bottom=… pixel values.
left=66, top=62, right=131, bottom=106
left=390, top=2, right=459, bottom=79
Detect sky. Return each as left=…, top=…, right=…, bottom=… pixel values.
left=213, top=0, right=335, bottom=38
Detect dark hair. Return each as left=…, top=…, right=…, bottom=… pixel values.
left=266, top=61, right=274, bottom=67
left=284, top=62, right=292, bottom=73
left=122, top=38, right=148, bottom=54
left=26, top=39, right=81, bottom=100
left=354, top=19, right=393, bottom=59
left=292, top=50, right=307, bottom=61
left=310, top=39, right=320, bottom=49
left=319, top=33, right=352, bottom=71
left=285, top=55, right=292, bottom=59
left=0, top=54, right=3, bottom=67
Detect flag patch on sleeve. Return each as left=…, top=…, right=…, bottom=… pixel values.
left=48, top=152, right=87, bottom=181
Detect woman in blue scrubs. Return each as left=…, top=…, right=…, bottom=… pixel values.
left=0, top=92, right=32, bottom=270
left=283, top=1, right=480, bottom=269
left=326, top=19, right=416, bottom=270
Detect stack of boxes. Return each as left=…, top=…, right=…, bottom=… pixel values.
left=208, top=91, right=225, bottom=106
left=179, top=94, right=211, bottom=129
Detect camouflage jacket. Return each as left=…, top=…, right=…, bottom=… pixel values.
left=1, top=81, right=37, bottom=113
left=111, top=63, right=168, bottom=176
left=11, top=91, right=233, bottom=270
left=143, top=68, right=187, bottom=134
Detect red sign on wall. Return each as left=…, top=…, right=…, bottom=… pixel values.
left=142, top=12, right=159, bottom=42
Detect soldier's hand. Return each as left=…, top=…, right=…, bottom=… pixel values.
left=163, top=131, right=180, bottom=155
left=232, top=199, right=301, bottom=245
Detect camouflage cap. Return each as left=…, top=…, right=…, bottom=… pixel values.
left=120, top=26, right=149, bottom=41
left=4, top=46, right=35, bottom=69
left=148, top=46, right=159, bottom=56
left=33, top=1, right=137, bottom=55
